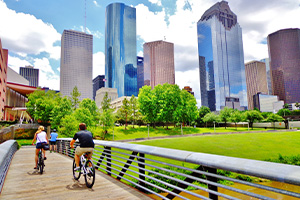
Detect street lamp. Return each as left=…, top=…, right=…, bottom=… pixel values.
left=247, top=120, right=249, bottom=131
left=213, top=121, right=216, bottom=133
left=147, top=124, right=149, bottom=139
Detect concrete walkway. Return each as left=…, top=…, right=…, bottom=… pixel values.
left=1, top=147, right=152, bottom=200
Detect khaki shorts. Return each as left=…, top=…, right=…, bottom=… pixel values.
left=75, top=146, right=94, bottom=158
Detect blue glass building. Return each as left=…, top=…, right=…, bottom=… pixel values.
left=105, top=3, right=137, bottom=97
left=197, top=1, right=247, bottom=111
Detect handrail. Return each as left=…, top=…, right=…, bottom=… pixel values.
left=0, top=140, right=18, bottom=194
left=57, top=138, right=300, bottom=199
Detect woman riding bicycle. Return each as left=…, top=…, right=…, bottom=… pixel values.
left=32, top=126, right=49, bottom=169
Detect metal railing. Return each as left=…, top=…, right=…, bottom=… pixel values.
left=0, top=140, right=18, bottom=193
left=57, top=138, right=300, bottom=199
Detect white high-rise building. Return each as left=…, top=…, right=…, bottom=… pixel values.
left=60, top=30, right=93, bottom=100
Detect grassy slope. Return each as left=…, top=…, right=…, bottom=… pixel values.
left=109, top=126, right=266, bottom=141
left=131, top=131, right=300, bottom=161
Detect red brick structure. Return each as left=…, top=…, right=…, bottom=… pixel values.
left=0, top=39, right=8, bottom=120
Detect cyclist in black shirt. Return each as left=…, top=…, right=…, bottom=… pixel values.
left=70, top=123, right=94, bottom=171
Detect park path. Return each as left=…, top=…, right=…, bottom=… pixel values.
left=1, top=147, right=152, bottom=200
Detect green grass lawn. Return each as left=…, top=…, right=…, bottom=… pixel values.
left=107, top=125, right=267, bottom=141
left=131, top=131, right=300, bottom=161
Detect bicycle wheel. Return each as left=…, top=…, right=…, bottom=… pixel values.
left=73, top=159, right=81, bottom=180
left=38, top=152, right=44, bottom=174
left=84, top=160, right=95, bottom=188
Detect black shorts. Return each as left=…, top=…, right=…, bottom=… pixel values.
left=50, top=141, right=56, bottom=145
left=36, top=142, right=47, bottom=149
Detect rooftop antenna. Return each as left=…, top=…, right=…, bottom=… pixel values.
left=84, top=0, right=86, bottom=33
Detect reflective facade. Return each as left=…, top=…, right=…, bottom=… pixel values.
left=197, top=1, right=247, bottom=111
left=60, top=30, right=93, bottom=100
left=143, top=40, right=175, bottom=89
left=260, top=58, right=272, bottom=95
left=267, top=28, right=300, bottom=104
left=105, top=3, right=137, bottom=97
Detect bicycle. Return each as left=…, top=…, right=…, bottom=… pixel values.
left=37, top=149, right=45, bottom=174
left=72, top=152, right=95, bottom=188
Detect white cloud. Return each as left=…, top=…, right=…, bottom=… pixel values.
left=0, top=1, right=61, bottom=59
left=135, top=4, right=167, bottom=42
left=76, top=26, right=103, bottom=39
left=148, top=0, right=162, bottom=6
left=7, top=55, right=31, bottom=73
left=33, top=58, right=59, bottom=90
left=93, top=1, right=100, bottom=7
left=93, top=51, right=105, bottom=78
left=137, top=51, right=143, bottom=57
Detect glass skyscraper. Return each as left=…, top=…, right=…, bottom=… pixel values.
left=105, top=3, right=137, bottom=97
left=197, top=1, right=247, bottom=111
left=60, top=30, right=93, bottom=100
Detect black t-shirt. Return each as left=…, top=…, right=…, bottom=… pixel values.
left=73, top=130, right=94, bottom=148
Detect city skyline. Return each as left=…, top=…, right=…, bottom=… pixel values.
left=0, top=0, right=299, bottom=106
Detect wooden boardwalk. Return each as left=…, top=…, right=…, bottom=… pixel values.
left=1, top=147, right=152, bottom=200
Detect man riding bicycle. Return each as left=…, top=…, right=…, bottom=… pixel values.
left=70, top=123, right=94, bottom=172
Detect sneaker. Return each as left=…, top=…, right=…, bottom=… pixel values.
left=74, top=167, right=81, bottom=172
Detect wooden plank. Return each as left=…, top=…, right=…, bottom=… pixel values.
left=1, top=147, right=152, bottom=200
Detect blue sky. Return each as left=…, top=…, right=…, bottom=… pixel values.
left=0, top=0, right=299, bottom=105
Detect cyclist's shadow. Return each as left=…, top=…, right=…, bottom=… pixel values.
left=66, top=179, right=94, bottom=191
left=27, top=171, right=44, bottom=175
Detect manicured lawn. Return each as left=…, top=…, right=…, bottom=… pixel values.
left=131, top=131, right=300, bottom=161
left=108, top=126, right=267, bottom=141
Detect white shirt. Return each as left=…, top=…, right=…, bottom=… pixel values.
left=36, top=131, right=47, bottom=143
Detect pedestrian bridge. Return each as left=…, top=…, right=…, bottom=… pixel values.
left=1, top=139, right=300, bottom=200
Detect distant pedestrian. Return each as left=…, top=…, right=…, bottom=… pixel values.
left=49, top=129, right=58, bottom=153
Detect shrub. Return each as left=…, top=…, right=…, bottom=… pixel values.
left=14, top=128, right=37, bottom=139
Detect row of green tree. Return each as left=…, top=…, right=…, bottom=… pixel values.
left=25, top=83, right=296, bottom=139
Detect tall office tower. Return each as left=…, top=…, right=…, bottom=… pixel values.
left=143, top=40, right=175, bottom=89
left=260, top=58, right=272, bottom=95
left=92, top=75, right=105, bottom=100
left=197, top=1, right=247, bottom=111
left=245, top=61, right=268, bottom=110
left=19, top=66, right=39, bottom=87
left=267, top=28, right=300, bottom=104
left=137, top=56, right=144, bottom=93
left=0, top=39, right=8, bottom=118
left=60, top=30, right=93, bottom=100
left=105, top=3, right=137, bottom=97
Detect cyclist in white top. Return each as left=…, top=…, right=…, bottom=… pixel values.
left=32, top=126, right=49, bottom=169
